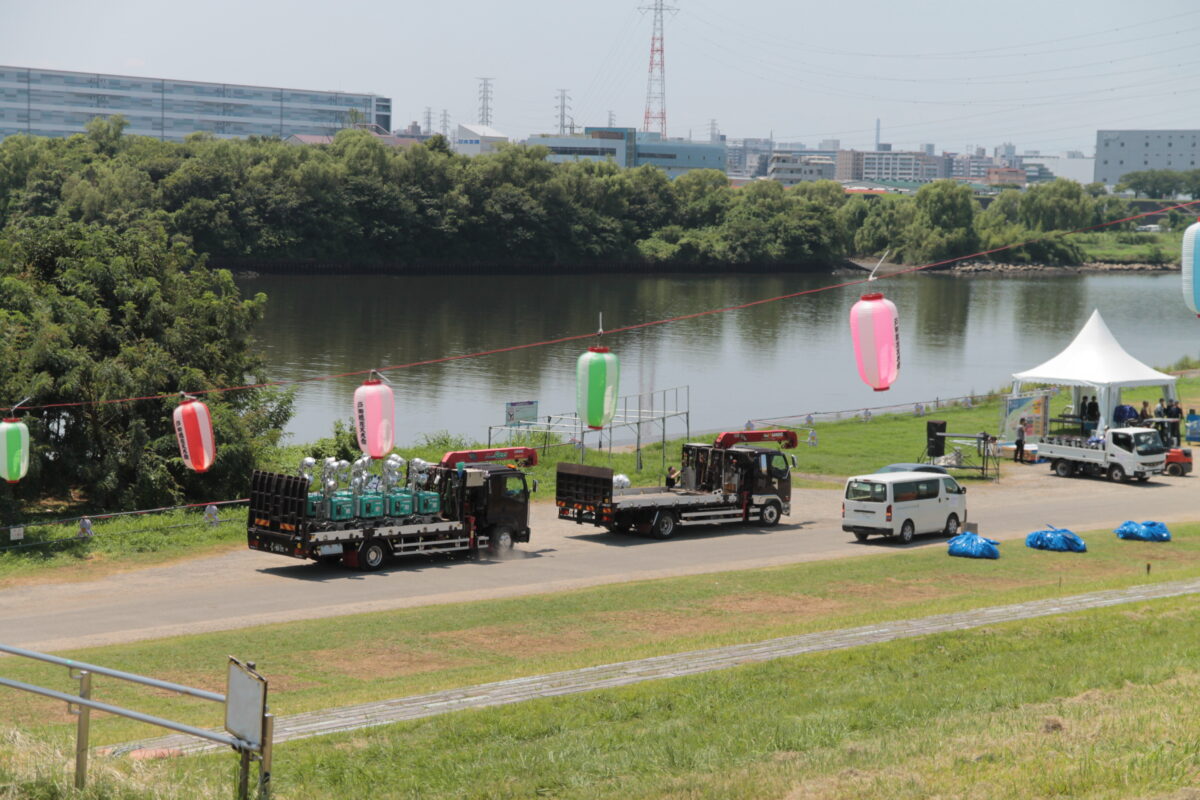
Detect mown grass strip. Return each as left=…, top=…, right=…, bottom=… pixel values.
left=4, top=521, right=1198, bottom=749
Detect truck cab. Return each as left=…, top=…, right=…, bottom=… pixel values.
left=681, top=444, right=791, bottom=504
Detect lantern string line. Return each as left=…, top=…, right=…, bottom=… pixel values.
left=5, top=197, right=1199, bottom=414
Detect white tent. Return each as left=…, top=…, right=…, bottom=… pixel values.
left=1011, top=309, right=1176, bottom=431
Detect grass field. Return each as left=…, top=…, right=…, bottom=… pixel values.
left=3, top=520, right=1198, bottom=749
left=1074, top=230, right=1184, bottom=264
left=6, top=581, right=1200, bottom=798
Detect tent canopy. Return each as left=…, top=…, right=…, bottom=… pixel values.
left=1012, top=309, right=1176, bottom=430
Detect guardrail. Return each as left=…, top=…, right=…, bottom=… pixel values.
left=0, top=644, right=273, bottom=799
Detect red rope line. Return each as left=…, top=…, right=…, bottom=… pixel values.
left=6, top=198, right=1198, bottom=413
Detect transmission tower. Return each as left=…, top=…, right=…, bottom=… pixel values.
left=641, top=0, right=675, bottom=137
left=439, top=109, right=450, bottom=139
left=477, top=78, right=494, bottom=127
left=607, top=110, right=616, bottom=127
left=556, top=89, right=571, bottom=135
left=423, top=107, right=433, bottom=135
left=709, top=118, right=719, bottom=143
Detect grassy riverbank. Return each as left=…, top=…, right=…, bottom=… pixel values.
left=5, top=522, right=1200, bottom=798
left=5, top=521, right=1199, bottom=745
left=1074, top=230, right=1183, bottom=265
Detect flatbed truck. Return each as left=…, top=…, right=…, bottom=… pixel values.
left=247, top=447, right=536, bottom=570
left=556, top=429, right=797, bottom=538
left=1038, top=427, right=1166, bottom=482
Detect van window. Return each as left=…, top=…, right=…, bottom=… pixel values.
left=845, top=480, right=886, bottom=502
left=941, top=477, right=962, bottom=495
left=895, top=479, right=938, bottom=501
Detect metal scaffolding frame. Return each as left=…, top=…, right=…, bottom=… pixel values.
left=488, top=386, right=690, bottom=473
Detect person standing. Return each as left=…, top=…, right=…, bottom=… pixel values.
left=1167, top=400, right=1183, bottom=446
left=1014, top=418, right=1026, bottom=463
left=1139, top=401, right=1152, bottom=423
left=665, top=466, right=679, bottom=489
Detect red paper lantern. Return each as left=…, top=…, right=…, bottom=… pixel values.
left=173, top=397, right=215, bottom=472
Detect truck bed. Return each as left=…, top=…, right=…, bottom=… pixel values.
left=1038, top=443, right=1108, bottom=463
left=612, top=487, right=740, bottom=508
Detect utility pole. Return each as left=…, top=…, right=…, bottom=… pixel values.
left=423, top=107, right=432, bottom=136
left=640, top=0, right=676, bottom=137
left=477, top=78, right=494, bottom=127
left=556, top=89, right=571, bottom=136
left=439, top=109, right=450, bottom=139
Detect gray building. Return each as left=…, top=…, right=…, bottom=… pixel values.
left=527, top=127, right=724, bottom=179
left=0, top=65, right=391, bottom=142
left=767, top=154, right=835, bottom=187
left=1095, top=129, right=1200, bottom=185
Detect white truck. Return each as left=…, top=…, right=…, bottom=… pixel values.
left=1037, top=427, right=1167, bottom=482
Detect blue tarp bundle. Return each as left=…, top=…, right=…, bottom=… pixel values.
left=1112, top=405, right=1140, bottom=425
left=1025, top=526, right=1087, bottom=552
left=1115, top=520, right=1172, bottom=541
left=948, top=531, right=1000, bottom=559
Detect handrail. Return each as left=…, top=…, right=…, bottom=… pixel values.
left=0, top=676, right=247, bottom=750
left=0, top=643, right=225, bottom=703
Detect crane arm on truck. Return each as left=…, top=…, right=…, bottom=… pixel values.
left=439, top=447, right=539, bottom=468
left=712, top=430, right=799, bottom=449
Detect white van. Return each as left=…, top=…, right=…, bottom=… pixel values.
left=841, top=471, right=968, bottom=544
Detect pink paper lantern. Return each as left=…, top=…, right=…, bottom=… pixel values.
left=354, top=374, right=394, bottom=459
left=173, top=398, right=215, bottom=472
left=849, top=292, right=900, bottom=392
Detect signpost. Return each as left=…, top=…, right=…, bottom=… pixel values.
left=504, top=400, right=538, bottom=427
left=226, top=657, right=271, bottom=799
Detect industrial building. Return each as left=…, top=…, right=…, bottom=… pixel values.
left=525, top=127, right=725, bottom=178
left=766, top=154, right=835, bottom=187
left=1094, top=129, right=1200, bottom=185
left=453, top=123, right=508, bottom=156
left=0, top=65, right=391, bottom=142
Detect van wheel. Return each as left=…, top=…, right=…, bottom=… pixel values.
left=1108, top=464, right=1127, bottom=482
left=653, top=512, right=677, bottom=539
left=1054, top=459, right=1073, bottom=478
left=357, top=541, right=386, bottom=572
left=1166, top=463, right=1184, bottom=477
left=944, top=514, right=960, bottom=537
left=899, top=520, right=915, bottom=544
left=853, top=530, right=870, bottom=542
left=759, top=501, right=782, bottom=527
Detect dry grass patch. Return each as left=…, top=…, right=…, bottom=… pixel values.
left=307, top=645, right=472, bottom=680
left=431, top=625, right=596, bottom=657
left=706, top=592, right=848, bottom=618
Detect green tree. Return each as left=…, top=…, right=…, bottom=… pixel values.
left=1116, top=169, right=1182, bottom=199
left=0, top=218, right=292, bottom=508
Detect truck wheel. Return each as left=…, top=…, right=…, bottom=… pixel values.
left=1166, top=463, right=1184, bottom=477
left=653, top=512, right=677, bottom=539
left=898, top=520, right=915, bottom=545
left=853, top=530, right=870, bottom=542
left=488, top=526, right=515, bottom=553
left=759, top=501, right=782, bottom=527
left=1054, top=460, right=1073, bottom=478
left=357, top=541, right=386, bottom=572
left=1108, top=464, right=1127, bottom=482
left=944, top=514, right=960, bottom=537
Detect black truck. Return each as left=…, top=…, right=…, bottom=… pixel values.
left=247, top=447, right=536, bottom=570
left=556, top=429, right=797, bottom=538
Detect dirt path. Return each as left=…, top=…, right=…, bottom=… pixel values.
left=1, top=464, right=1194, bottom=653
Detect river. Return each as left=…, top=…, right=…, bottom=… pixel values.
left=236, top=270, right=1196, bottom=446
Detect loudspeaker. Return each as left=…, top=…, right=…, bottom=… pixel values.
left=926, top=420, right=947, bottom=458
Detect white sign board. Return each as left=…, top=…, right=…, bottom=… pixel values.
left=505, top=400, right=538, bottom=427
left=9, top=527, right=22, bottom=541
left=225, top=656, right=267, bottom=750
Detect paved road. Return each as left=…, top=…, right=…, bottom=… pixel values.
left=1, top=467, right=1195, bottom=652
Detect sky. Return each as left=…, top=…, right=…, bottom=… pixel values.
left=4, top=0, right=1200, bottom=155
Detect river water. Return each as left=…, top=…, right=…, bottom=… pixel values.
left=237, top=271, right=1197, bottom=446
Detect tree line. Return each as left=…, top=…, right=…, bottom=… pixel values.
left=0, top=115, right=1148, bottom=274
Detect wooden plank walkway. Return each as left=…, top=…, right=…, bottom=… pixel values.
left=109, top=576, right=1200, bottom=756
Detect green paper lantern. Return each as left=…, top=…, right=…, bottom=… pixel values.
left=1, top=418, right=29, bottom=484
left=577, top=346, right=619, bottom=430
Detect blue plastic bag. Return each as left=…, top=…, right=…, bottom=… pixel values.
left=1026, top=526, right=1087, bottom=552
left=948, top=531, right=1000, bottom=559
left=1115, top=520, right=1171, bottom=542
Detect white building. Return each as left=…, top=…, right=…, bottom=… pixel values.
left=453, top=123, right=507, bottom=156
left=767, top=154, right=835, bottom=187
left=1095, top=129, right=1200, bottom=185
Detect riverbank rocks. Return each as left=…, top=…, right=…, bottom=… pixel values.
left=952, top=261, right=1178, bottom=274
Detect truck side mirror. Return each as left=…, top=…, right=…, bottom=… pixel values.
left=790, top=455, right=797, bottom=468
left=532, top=479, right=539, bottom=493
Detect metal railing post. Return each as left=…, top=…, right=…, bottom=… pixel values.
left=71, top=669, right=92, bottom=790
left=259, top=713, right=274, bottom=799
left=237, top=749, right=251, bottom=800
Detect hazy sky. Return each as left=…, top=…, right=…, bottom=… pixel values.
left=5, top=0, right=1199, bottom=154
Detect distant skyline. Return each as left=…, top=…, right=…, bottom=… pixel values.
left=5, top=0, right=1200, bottom=154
